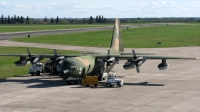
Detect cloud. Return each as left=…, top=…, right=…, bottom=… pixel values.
left=0, top=1, right=10, bottom=8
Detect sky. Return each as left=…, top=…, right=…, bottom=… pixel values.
left=0, top=0, right=200, bottom=18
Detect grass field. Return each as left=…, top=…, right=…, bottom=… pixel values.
left=0, top=24, right=113, bottom=33
left=0, top=47, right=79, bottom=79
left=11, top=24, right=200, bottom=48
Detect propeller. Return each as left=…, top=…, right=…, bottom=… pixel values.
left=46, top=49, right=64, bottom=67
left=105, top=50, right=111, bottom=72
left=132, top=50, right=140, bottom=73
left=53, top=49, right=65, bottom=64
left=104, top=49, right=116, bottom=73
left=26, top=48, right=34, bottom=64
left=26, top=48, right=43, bottom=64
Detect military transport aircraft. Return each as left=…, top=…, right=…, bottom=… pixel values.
left=0, top=18, right=198, bottom=81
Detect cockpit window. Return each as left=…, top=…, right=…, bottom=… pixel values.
left=71, top=61, right=76, bottom=66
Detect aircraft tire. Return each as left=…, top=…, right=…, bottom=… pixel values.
left=66, top=81, right=71, bottom=85
left=31, top=72, right=35, bottom=76
left=86, top=84, right=89, bottom=87
left=106, top=83, right=111, bottom=87
left=36, top=71, right=40, bottom=76
left=60, top=75, right=67, bottom=79
left=94, top=84, right=98, bottom=88
left=117, top=83, right=121, bottom=87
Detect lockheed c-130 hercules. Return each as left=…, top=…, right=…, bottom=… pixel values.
left=0, top=18, right=198, bottom=81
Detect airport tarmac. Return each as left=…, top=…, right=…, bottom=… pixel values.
left=0, top=44, right=200, bottom=112
left=0, top=22, right=199, bottom=111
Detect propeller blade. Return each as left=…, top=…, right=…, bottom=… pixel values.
left=105, top=49, right=118, bottom=73
left=106, top=66, right=109, bottom=73
left=132, top=49, right=142, bottom=73
left=107, top=57, right=115, bottom=62
left=132, top=50, right=136, bottom=60
left=54, top=49, right=57, bottom=59
left=105, top=49, right=110, bottom=73
left=136, top=65, right=140, bottom=73
left=33, top=55, right=43, bottom=63
left=26, top=48, right=34, bottom=64
left=107, top=49, right=110, bottom=57
left=58, top=56, right=64, bottom=60
left=27, top=48, right=31, bottom=58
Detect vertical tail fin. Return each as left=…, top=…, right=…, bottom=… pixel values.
left=110, top=18, right=124, bottom=52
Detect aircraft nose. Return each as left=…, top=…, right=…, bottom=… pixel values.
left=60, top=69, right=70, bottom=79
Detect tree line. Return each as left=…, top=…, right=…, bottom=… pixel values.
left=1, top=14, right=200, bottom=24
left=88, top=15, right=107, bottom=24
left=0, top=14, right=61, bottom=24
left=0, top=14, right=108, bottom=24
left=0, top=14, right=28, bottom=24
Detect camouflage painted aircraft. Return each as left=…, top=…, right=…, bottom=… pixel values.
left=0, top=18, right=198, bottom=81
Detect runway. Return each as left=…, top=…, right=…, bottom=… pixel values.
left=0, top=23, right=179, bottom=40
left=0, top=44, right=199, bottom=112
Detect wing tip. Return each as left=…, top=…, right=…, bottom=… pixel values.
left=196, top=57, right=199, bottom=60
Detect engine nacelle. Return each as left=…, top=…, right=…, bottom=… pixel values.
left=14, top=56, right=30, bottom=66
left=123, top=61, right=135, bottom=70
left=14, top=60, right=29, bottom=66
left=123, top=57, right=146, bottom=70
left=44, top=61, right=58, bottom=68
left=158, top=63, right=169, bottom=70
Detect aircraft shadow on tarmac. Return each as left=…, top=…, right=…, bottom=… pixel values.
left=0, top=75, right=164, bottom=88
left=0, top=76, right=67, bottom=88
left=70, top=82, right=165, bottom=89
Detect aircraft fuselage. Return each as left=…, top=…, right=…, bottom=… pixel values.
left=60, top=55, right=105, bottom=79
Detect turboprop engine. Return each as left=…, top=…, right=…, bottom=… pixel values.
left=44, top=49, right=64, bottom=68
left=122, top=50, right=148, bottom=73
left=123, top=57, right=147, bottom=70
left=158, top=59, right=169, bottom=70
left=45, top=56, right=64, bottom=68
left=15, top=49, right=44, bottom=66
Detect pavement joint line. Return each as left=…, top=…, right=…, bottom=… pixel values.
left=126, top=91, right=183, bottom=112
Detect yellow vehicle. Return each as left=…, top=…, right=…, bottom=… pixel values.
left=81, top=76, right=99, bottom=87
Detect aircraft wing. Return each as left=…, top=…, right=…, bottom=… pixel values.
left=116, top=55, right=198, bottom=60
left=96, top=55, right=199, bottom=60
left=95, top=54, right=198, bottom=73
left=120, top=52, right=155, bottom=55
left=0, top=54, right=86, bottom=58
left=0, top=53, right=87, bottom=67
left=80, top=52, right=155, bottom=55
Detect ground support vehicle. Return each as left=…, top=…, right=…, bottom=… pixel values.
left=81, top=76, right=99, bottom=87
left=29, top=63, right=44, bottom=76
left=105, top=73, right=123, bottom=87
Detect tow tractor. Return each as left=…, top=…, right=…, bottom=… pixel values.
left=105, top=73, right=123, bottom=87
left=29, top=62, right=44, bottom=76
